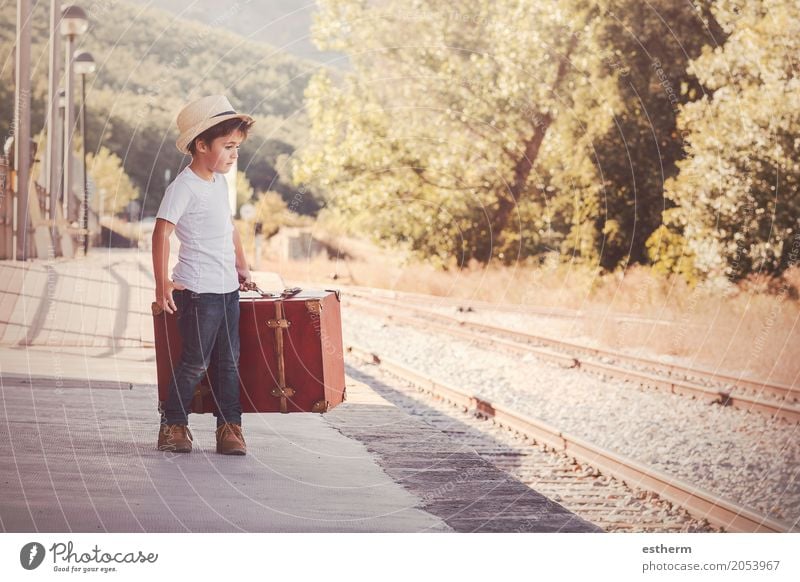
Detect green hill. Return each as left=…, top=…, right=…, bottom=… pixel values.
left=0, top=0, right=320, bottom=216
left=125, top=0, right=346, bottom=67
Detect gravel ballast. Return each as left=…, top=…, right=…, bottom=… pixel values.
left=342, top=309, right=800, bottom=526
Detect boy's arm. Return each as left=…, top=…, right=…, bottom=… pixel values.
left=232, top=220, right=252, bottom=290
left=152, top=219, right=178, bottom=313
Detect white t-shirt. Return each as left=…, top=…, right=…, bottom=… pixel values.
left=156, top=166, right=239, bottom=294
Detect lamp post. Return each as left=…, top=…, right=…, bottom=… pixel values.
left=46, top=0, right=62, bottom=222
left=14, top=0, right=32, bottom=260
left=73, top=50, right=95, bottom=256
left=56, top=88, right=65, bottom=224
left=60, top=4, right=88, bottom=225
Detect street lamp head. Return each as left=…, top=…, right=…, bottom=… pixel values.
left=60, top=5, right=89, bottom=37
left=73, top=51, right=96, bottom=75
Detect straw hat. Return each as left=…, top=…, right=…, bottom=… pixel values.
left=175, top=95, right=254, bottom=155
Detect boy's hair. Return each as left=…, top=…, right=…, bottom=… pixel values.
left=188, top=117, right=254, bottom=155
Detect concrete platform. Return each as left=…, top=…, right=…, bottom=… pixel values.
left=326, top=367, right=600, bottom=533
left=0, top=251, right=599, bottom=533
left=0, top=249, right=285, bottom=348
left=0, top=372, right=452, bottom=532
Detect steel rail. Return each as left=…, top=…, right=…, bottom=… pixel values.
left=339, top=283, right=585, bottom=320
left=345, top=294, right=798, bottom=407
left=348, top=300, right=800, bottom=423
left=332, top=282, right=711, bottom=328
left=346, top=344, right=796, bottom=533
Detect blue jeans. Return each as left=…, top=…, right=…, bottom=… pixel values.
left=162, top=289, right=241, bottom=427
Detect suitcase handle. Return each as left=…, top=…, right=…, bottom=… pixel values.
left=245, top=284, right=303, bottom=299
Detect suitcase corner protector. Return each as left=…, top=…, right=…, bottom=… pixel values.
left=311, top=399, right=329, bottom=413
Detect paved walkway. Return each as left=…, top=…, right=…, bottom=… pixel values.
left=0, top=251, right=599, bottom=533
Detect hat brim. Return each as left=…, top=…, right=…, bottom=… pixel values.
left=175, top=113, right=255, bottom=155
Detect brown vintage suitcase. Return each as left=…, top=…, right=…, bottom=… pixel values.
left=152, top=287, right=346, bottom=414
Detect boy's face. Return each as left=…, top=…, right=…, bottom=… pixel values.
left=195, top=129, right=244, bottom=174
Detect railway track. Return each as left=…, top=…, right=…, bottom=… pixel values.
left=337, top=283, right=585, bottom=320
left=344, top=293, right=800, bottom=423
left=345, top=344, right=796, bottom=533
left=328, top=282, right=712, bottom=328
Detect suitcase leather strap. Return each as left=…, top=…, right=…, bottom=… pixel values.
left=267, top=299, right=294, bottom=413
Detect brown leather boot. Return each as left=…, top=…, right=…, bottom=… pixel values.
left=157, top=424, right=193, bottom=453
left=216, top=423, right=246, bottom=455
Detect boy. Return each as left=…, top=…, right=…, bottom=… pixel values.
left=152, top=95, right=254, bottom=455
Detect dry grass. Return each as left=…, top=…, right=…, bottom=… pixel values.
left=252, top=227, right=800, bottom=387
left=582, top=267, right=800, bottom=387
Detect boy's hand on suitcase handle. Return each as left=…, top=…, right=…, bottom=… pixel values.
left=238, top=267, right=253, bottom=291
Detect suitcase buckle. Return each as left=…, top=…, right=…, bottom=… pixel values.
left=271, top=386, right=295, bottom=398
left=267, top=318, right=291, bottom=328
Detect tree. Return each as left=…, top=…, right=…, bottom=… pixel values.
left=86, top=146, right=139, bottom=215
left=235, top=170, right=254, bottom=214
left=295, top=0, right=621, bottom=268
left=254, top=191, right=290, bottom=238
left=0, top=1, right=311, bottom=215
left=590, top=0, right=722, bottom=270
left=655, top=0, right=800, bottom=281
